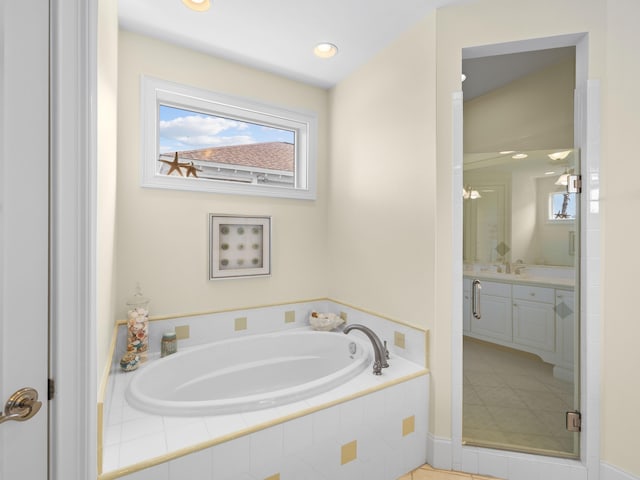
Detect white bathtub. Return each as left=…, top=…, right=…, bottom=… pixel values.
left=125, top=329, right=371, bottom=416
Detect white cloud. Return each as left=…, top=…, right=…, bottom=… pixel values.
left=160, top=114, right=247, bottom=135
left=173, top=135, right=255, bottom=148
left=160, top=114, right=249, bottom=142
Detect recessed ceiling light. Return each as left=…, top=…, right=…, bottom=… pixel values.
left=512, top=153, right=528, bottom=159
left=499, top=150, right=515, bottom=155
left=314, top=43, right=338, bottom=59
left=545, top=171, right=556, bottom=175
left=182, top=0, right=210, bottom=12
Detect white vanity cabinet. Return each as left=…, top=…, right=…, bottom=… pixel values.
left=463, top=276, right=574, bottom=378
left=470, top=281, right=512, bottom=343
left=512, top=284, right=556, bottom=353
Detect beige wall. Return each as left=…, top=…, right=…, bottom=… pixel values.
left=328, top=13, right=440, bottom=428
left=328, top=13, right=437, bottom=324
left=115, top=31, right=329, bottom=320
left=97, top=0, right=118, bottom=380
left=601, top=0, right=640, bottom=473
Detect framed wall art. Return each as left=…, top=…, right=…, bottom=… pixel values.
left=209, top=214, right=271, bottom=279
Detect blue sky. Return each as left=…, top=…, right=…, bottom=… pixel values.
left=159, top=105, right=294, bottom=154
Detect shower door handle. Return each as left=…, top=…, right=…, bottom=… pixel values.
left=472, top=279, right=482, bottom=319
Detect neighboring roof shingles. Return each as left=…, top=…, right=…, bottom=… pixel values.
left=177, top=141, right=294, bottom=172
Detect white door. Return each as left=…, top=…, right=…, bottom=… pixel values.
left=0, top=1, right=50, bottom=478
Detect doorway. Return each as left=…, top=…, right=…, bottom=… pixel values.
left=461, top=46, right=580, bottom=457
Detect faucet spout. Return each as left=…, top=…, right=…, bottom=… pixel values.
left=343, top=324, right=389, bottom=375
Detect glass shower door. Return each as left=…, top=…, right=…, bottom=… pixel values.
left=462, top=149, right=580, bottom=457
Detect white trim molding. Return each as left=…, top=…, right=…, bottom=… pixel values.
left=141, top=76, right=318, bottom=200
left=49, top=0, right=98, bottom=478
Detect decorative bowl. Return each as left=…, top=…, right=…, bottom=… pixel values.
left=309, top=311, right=345, bottom=331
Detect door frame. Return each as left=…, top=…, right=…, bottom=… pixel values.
left=49, top=0, right=98, bottom=478
left=450, top=33, right=601, bottom=478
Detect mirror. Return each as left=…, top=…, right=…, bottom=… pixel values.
left=463, top=148, right=577, bottom=267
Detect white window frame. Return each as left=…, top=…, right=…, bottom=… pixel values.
left=548, top=191, right=577, bottom=223
left=141, top=76, right=317, bottom=200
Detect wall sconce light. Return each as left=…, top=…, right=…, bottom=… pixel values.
left=463, top=186, right=481, bottom=199
left=555, top=169, right=572, bottom=186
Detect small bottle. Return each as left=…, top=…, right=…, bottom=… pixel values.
left=161, top=331, right=177, bottom=357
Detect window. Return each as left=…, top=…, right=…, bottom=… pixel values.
left=142, top=76, right=317, bottom=199
left=549, top=191, right=576, bottom=221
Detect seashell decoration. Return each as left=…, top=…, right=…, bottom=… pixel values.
left=126, top=284, right=150, bottom=363
left=119, top=351, right=140, bottom=372
left=309, top=311, right=346, bottom=331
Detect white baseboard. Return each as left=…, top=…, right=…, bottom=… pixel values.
left=427, top=434, right=594, bottom=480
left=427, top=433, right=452, bottom=471
left=427, top=436, right=639, bottom=480
left=601, top=463, right=640, bottom=480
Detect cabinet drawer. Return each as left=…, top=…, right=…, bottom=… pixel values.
left=477, top=280, right=511, bottom=297
left=513, top=284, right=554, bottom=303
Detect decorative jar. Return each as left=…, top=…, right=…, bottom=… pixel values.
left=126, top=284, right=150, bottom=363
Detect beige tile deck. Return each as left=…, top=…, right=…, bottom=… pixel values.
left=399, top=464, right=502, bottom=480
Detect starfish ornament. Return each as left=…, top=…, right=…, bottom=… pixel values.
left=158, top=152, right=189, bottom=176
left=184, top=161, right=202, bottom=178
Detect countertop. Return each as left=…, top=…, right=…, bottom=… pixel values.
left=463, top=270, right=574, bottom=289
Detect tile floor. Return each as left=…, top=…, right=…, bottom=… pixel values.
left=463, top=337, right=577, bottom=455
left=399, top=464, right=499, bottom=479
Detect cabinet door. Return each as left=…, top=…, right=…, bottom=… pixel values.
left=470, top=294, right=512, bottom=342
left=513, top=299, right=556, bottom=352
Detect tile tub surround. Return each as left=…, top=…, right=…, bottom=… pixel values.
left=109, top=299, right=428, bottom=367
left=99, top=299, right=429, bottom=479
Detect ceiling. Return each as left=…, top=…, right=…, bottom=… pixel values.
left=118, top=0, right=473, bottom=89
left=462, top=46, right=575, bottom=100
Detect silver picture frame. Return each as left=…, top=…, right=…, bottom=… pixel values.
left=209, top=214, right=271, bottom=279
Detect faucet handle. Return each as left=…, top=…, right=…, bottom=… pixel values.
left=381, top=340, right=390, bottom=368
left=372, top=360, right=383, bottom=375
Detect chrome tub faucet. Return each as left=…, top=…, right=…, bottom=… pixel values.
left=343, top=324, right=389, bottom=375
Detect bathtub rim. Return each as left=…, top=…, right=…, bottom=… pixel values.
left=124, top=329, right=372, bottom=416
